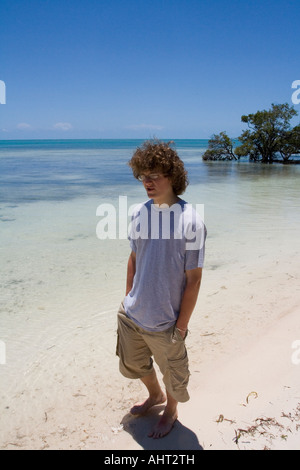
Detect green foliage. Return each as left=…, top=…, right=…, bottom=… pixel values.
left=202, top=131, right=239, bottom=161
left=278, top=124, right=300, bottom=162
left=236, top=103, right=298, bottom=163
left=203, top=103, right=300, bottom=163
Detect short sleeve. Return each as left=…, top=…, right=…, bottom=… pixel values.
left=129, top=235, right=137, bottom=253
left=184, top=209, right=207, bottom=270
left=127, top=202, right=144, bottom=253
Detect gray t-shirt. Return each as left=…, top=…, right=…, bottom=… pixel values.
left=124, top=198, right=206, bottom=332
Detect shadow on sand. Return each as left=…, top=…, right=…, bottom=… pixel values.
left=121, top=406, right=203, bottom=450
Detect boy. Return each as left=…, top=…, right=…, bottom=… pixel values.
left=116, top=140, right=206, bottom=438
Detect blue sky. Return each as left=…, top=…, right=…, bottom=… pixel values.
left=0, top=0, right=299, bottom=139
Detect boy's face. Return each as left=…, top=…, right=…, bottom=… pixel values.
left=139, top=169, right=175, bottom=205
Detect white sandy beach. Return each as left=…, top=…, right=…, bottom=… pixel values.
left=0, top=179, right=300, bottom=451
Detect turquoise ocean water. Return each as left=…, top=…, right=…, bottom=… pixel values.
left=1, top=137, right=299, bottom=283
left=0, top=139, right=211, bottom=204
left=1, top=138, right=299, bottom=204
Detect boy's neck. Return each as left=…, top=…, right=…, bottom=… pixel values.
left=153, top=194, right=180, bottom=207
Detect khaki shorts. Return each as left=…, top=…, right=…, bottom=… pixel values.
left=116, top=302, right=190, bottom=403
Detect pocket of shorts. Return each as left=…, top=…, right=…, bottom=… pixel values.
left=118, top=300, right=126, bottom=315
left=172, top=326, right=188, bottom=343
left=168, top=353, right=190, bottom=392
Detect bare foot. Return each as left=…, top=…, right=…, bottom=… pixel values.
left=130, top=393, right=167, bottom=416
left=148, top=409, right=178, bottom=439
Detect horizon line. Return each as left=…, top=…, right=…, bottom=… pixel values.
left=0, top=137, right=240, bottom=142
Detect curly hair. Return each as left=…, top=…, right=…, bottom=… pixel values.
left=128, top=139, right=189, bottom=196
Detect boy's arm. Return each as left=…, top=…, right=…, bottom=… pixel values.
left=125, top=251, right=136, bottom=296
left=176, top=267, right=203, bottom=337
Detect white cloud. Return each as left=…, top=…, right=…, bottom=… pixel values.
left=53, top=122, right=73, bottom=131
left=125, top=123, right=164, bottom=131
left=17, top=122, right=32, bottom=129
